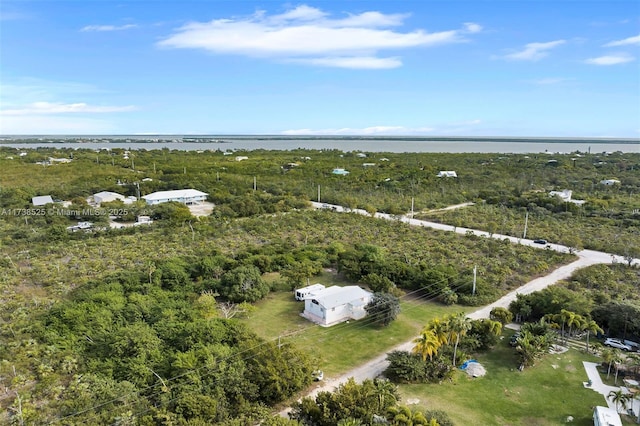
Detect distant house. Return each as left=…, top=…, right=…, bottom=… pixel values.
left=549, top=189, right=573, bottom=201
left=32, top=195, right=54, bottom=206
left=142, top=189, right=208, bottom=205
left=356, top=153, right=367, bottom=158
left=362, top=163, right=376, bottom=167
left=332, top=168, right=350, bottom=175
left=600, top=179, right=620, bottom=186
left=549, top=189, right=585, bottom=205
left=92, top=191, right=125, bottom=205
left=235, top=156, right=249, bottom=161
left=48, top=157, right=72, bottom=164
left=134, top=215, right=153, bottom=226
left=437, top=171, right=457, bottom=178
left=67, top=221, right=93, bottom=232
left=301, top=286, right=373, bottom=327
left=294, top=283, right=326, bottom=301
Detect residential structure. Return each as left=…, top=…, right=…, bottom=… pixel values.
left=332, top=168, right=350, bottom=175
left=301, top=286, right=373, bottom=327
left=32, top=195, right=54, bottom=206
left=549, top=189, right=585, bottom=205
left=142, top=189, right=208, bottom=205
left=92, top=191, right=125, bottom=205
left=600, top=179, right=621, bottom=186
left=437, top=171, right=457, bottom=178
left=294, top=283, right=326, bottom=301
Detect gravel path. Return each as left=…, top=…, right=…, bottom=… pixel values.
left=279, top=203, right=639, bottom=417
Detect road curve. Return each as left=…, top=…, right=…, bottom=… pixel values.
left=279, top=203, right=639, bottom=417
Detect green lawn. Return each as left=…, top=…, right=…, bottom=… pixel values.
left=248, top=274, right=623, bottom=424
left=243, top=271, right=468, bottom=376
left=398, top=335, right=607, bottom=426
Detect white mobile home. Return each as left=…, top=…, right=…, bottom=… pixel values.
left=92, top=191, right=125, bottom=205
left=32, top=195, right=54, bottom=206
left=142, top=189, right=208, bottom=205
left=294, top=284, right=326, bottom=301
left=593, top=406, right=622, bottom=426
left=302, top=286, right=373, bottom=327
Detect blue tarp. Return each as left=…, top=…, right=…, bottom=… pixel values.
left=460, top=360, right=478, bottom=370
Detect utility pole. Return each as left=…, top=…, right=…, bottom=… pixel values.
left=472, top=265, right=477, bottom=296
left=317, top=184, right=321, bottom=203
left=253, top=176, right=257, bottom=191
left=411, top=197, right=414, bottom=218
left=523, top=211, right=529, bottom=239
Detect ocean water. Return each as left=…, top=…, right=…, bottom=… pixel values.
left=1, top=136, right=638, bottom=153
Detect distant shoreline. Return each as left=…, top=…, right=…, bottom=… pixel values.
left=1, top=136, right=638, bottom=144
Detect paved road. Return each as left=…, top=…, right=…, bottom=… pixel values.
left=279, top=203, right=639, bottom=417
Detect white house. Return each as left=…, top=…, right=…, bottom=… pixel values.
left=92, top=191, right=125, bottom=205
left=32, top=195, right=54, bottom=206
left=549, top=189, right=586, bottom=205
left=142, top=189, right=208, bottom=205
left=600, top=179, right=620, bottom=186
left=332, top=168, right=350, bottom=175
left=294, top=283, right=326, bottom=301
left=549, top=189, right=572, bottom=201
left=302, top=286, right=373, bottom=327
left=437, top=171, right=457, bottom=178
left=66, top=221, right=93, bottom=232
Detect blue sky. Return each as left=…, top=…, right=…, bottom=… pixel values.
left=1, top=0, right=639, bottom=137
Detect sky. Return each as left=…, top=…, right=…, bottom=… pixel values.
left=0, top=0, right=639, bottom=137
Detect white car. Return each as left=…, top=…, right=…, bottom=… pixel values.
left=604, top=338, right=632, bottom=351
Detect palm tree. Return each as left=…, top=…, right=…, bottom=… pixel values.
left=370, top=378, right=399, bottom=412
left=580, top=319, right=604, bottom=354
left=566, top=313, right=584, bottom=341
left=601, top=348, right=622, bottom=379
left=445, top=312, right=472, bottom=367
left=387, top=405, right=432, bottom=426
left=559, top=309, right=576, bottom=344
left=425, top=318, right=449, bottom=347
left=608, top=389, right=632, bottom=414
left=412, top=329, right=441, bottom=362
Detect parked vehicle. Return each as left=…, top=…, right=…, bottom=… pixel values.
left=603, top=338, right=632, bottom=351
left=509, top=332, right=521, bottom=347
left=533, top=239, right=547, bottom=244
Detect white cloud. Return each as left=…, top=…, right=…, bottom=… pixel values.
left=604, top=34, right=640, bottom=47
left=463, top=22, right=482, bottom=33
left=585, top=54, right=635, bottom=65
left=504, top=40, right=565, bottom=61
left=0, top=116, right=115, bottom=134
left=81, top=24, right=137, bottom=32
left=1, top=102, right=136, bottom=115
left=158, top=5, right=481, bottom=69
left=291, top=56, right=402, bottom=69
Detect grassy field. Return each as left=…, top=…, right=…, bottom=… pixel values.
left=246, top=273, right=635, bottom=424
left=243, top=271, right=469, bottom=376
left=398, top=332, right=610, bottom=426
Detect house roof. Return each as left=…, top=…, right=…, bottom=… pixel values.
left=94, top=191, right=124, bottom=200
left=32, top=195, right=54, bottom=206
left=142, top=189, right=208, bottom=201
left=311, top=286, right=372, bottom=310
